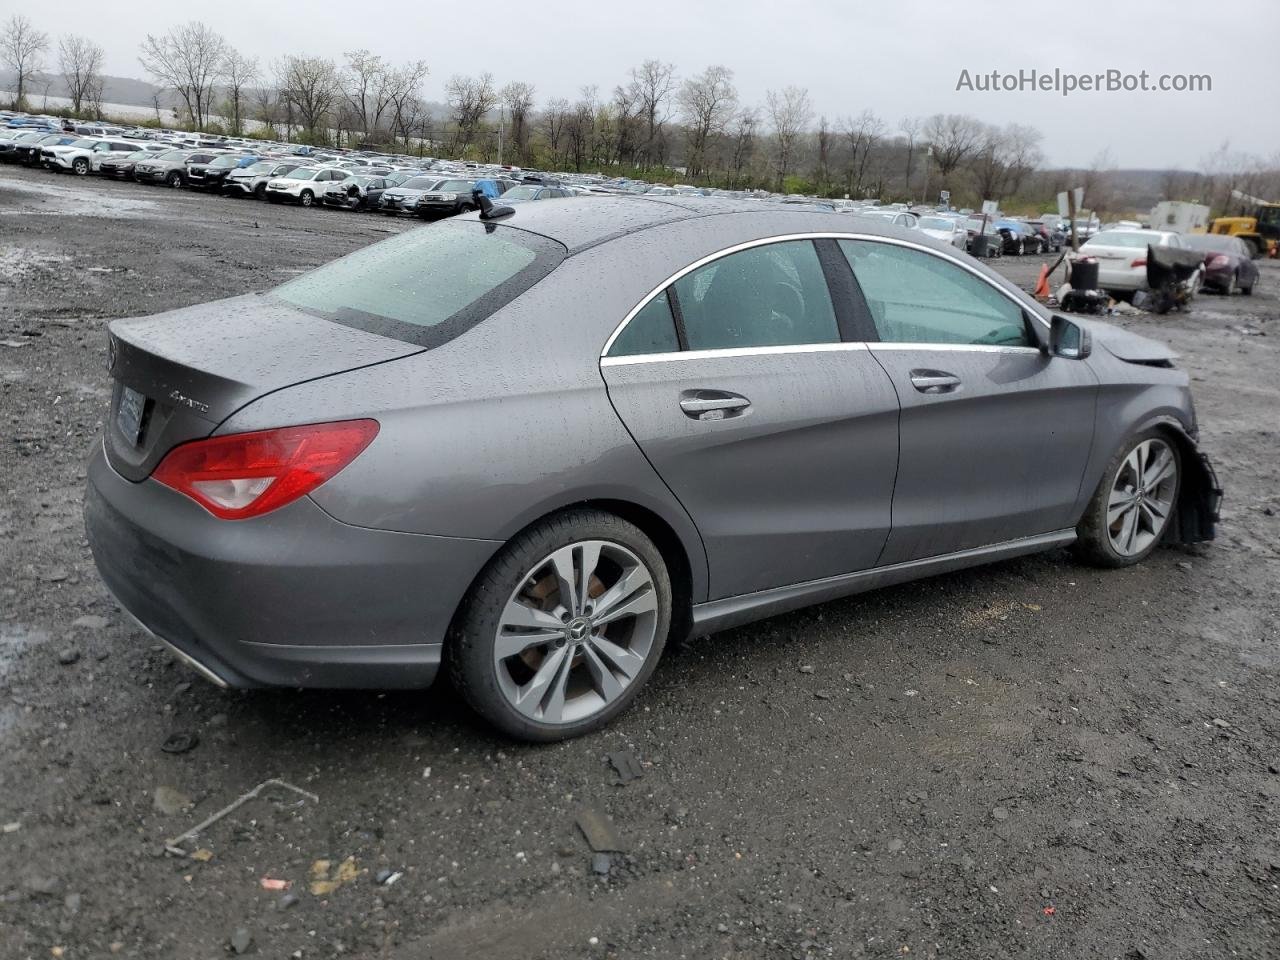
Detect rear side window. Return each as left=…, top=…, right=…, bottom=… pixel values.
left=273, top=222, right=566, bottom=348
left=608, top=290, right=679, bottom=357
left=838, top=239, right=1030, bottom=347
left=673, top=240, right=838, bottom=351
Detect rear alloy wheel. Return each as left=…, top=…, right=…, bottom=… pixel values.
left=72, top=157, right=89, bottom=176
left=299, top=190, right=314, bottom=207
left=450, top=510, right=671, bottom=741
left=1075, top=431, right=1180, bottom=567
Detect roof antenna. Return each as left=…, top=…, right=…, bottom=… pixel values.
left=473, top=188, right=514, bottom=221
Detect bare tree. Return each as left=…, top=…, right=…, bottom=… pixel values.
left=277, top=55, right=339, bottom=141
left=542, top=97, right=570, bottom=168
left=445, top=72, right=496, bottom=155
left=899, top=116, right=922, bottom=195
left=814, top=116, right=834, bottom=193
left=841, top=109, right=884, bottom=197
left=385, top=64, right=430, bottom=150
left=727, top=107, right=759, bottom=188
left=677, top=65, right=736, bottom=178
left=221, top=48, right=258, bottom=135
left=500, top=80, right=536, bottom=165
left=57, top=34, right=104, bottom=116
left=922, top=113, right=983, bottom=178
left=629, top=59, right=676, bottom=167
left=1, top=15, right=50, bottom=110
left=139, top=22, right=227, bottom=128
left=765, top=86, right=812, bottom=188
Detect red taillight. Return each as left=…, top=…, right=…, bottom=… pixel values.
left=1207, top=254, right=1230, bottom=268
left=1130, top=258, right=1147, bottom=268
left=151, top=419, right=379, bottom=520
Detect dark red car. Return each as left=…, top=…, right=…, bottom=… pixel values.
left=1183, top=233, right=1259, bottom=295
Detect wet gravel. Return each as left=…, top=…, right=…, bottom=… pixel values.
left=1, top=164, right=1278, bottom=959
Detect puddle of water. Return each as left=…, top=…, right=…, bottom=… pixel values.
left=0, top=176, right=159, bottom=219
left=0, top=623, right=48, bottom=681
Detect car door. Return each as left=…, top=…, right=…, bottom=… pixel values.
left=836, top=238, right=1098, bottom=565
left=600, top=238, right=900, bottom=600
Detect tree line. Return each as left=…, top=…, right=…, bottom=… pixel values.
left=3, top=14, right=1278, bottom=213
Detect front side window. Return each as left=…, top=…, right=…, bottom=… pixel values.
left=838, top=240, right=1031, bottom=347
left=273, top=221, right=565, bottom=348
left=673, top=240, right=839, bottom=351
left=608, top=290, right=679, bottom=357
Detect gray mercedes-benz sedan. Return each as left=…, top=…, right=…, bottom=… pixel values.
left=84, top=196, right=1221, bottom=741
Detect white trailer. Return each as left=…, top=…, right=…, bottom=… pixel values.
left=1149, top=201, right=1210, bottom=234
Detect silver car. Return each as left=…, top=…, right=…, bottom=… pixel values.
left=84, top=198, right=1221, bottom=741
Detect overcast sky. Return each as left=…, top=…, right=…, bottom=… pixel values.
left=19, top=0, right=1280, bottom=168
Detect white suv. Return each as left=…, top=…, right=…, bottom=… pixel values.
left=42, top=138, right=143, bottom=176
left=264, top=167, right=352, bottom=206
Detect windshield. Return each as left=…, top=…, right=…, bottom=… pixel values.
left=273, top=222, right=566, bottom=348
left=1084, top=231, right=1154, bottom=249
left=243, top=161, right=274, bottom=173
left=209, top=155, right=241, bottom=168
left=157, top=150, right=189, bottom=160
left=125, top=150, right=151, bottom=160
left=1258, top=206, right=1280, bottom=228
left=1183, top=234, right=1238, bottom=253
left=70, top=139, right=96, bottom=149
left=503, top=186, right=541, bottom=200
left=400, top=177, right=443, bottom=190
left=436, top=180, right=474, bottom=193
left=284, top=169, right=319, bottom=181
left=919, top=217, right=956, bottom=230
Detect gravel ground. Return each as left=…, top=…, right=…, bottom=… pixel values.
left=1, top=164, right=1278, bottom=960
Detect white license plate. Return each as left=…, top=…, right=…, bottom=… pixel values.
left=117, top=386, right=146, bottom=445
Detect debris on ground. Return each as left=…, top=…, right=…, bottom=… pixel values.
left=309, top=857, right=359, bottom=896
left=160, top=732, right=199, bottom=755
left=165, top=778, right=319, bottom=854
left=575, top=806, right=625, bottom=852
left=229, top=927, right=253, bottom=955
left=189, top=849, right=214, bottom=863
left=152, top=786, right=191, bottom=816
left=260, top=877, right=289, bottom=891
left=591, top=853, right=612, bottom=875
left=607, top=749, right=644, bottom=783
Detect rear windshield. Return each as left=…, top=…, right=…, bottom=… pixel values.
left=1084, top=232, right=1152, bottom=249
left=1182, top=234, right=1237, bottom=253
left=271, top=222, right=566, bottom=348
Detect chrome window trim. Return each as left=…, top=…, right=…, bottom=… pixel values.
left=601, top=341, right=869, bottom=367
left=868, top=343, right=1043, bottom=355
left=599, top=231, right=1050, bottom=359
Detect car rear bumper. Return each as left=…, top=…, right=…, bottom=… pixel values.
left=1096, top=262, right=1147, bottom=291
left=83, top=440, right=501, bottom=689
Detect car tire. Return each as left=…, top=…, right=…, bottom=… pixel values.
left=165, top=171, right=183, bottom=188
left=1224, top=272, right=1237, bottom=296
left=1242, top=281, right=1254, bottom=296
left=299, top=190, right=314, bottom=207
left=72, top=158, right=89, bottom=176
left=254, top=183, right=268, bottom=200
left=1074, top=429, right=1182, bottom=569
left=449, top=508, right=672, bottom=742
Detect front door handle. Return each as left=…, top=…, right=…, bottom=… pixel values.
left=679, top=390, right=751, bottom=420
left=909, top=370, right=962, bottom=394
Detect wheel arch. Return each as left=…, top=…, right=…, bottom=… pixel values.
left=1141, top=417, right=1222, bottom=544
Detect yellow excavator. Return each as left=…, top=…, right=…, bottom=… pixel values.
left=1205, top=189, right=1280, bottom=258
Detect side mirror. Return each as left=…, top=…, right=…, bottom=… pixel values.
left=1050, top=314, right=1092, bottom=360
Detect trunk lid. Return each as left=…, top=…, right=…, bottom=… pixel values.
left=104, top=293, right=421, bottom=481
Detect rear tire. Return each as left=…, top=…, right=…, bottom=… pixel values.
left=449, top=509, right=672, bottom=742
left=72, top=158, right=89, bottom=176
left=254, top=182, right=267, bottom=200
left=1074, top=429, right=1181, bottom=568
left=165, top=171, right=183, bottom=188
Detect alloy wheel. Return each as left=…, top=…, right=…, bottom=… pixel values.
left=493, top=540, right=659, bottom=725
left=1106, top=438, right=1178, bottom=557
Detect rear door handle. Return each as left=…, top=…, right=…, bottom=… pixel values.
left=909, top=370, right=962, bottom=393
left=679, top=390, right=751, bottom=420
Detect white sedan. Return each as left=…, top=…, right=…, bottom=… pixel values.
left=917, top=215, right=969, bottom=249
left=1078, top=229, right=1199, bottom=294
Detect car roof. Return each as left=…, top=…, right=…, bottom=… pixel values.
left=466, top=195, right=929, bottom=257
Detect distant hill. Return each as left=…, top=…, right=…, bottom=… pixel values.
left=0, top=69, right=180, bottom=110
